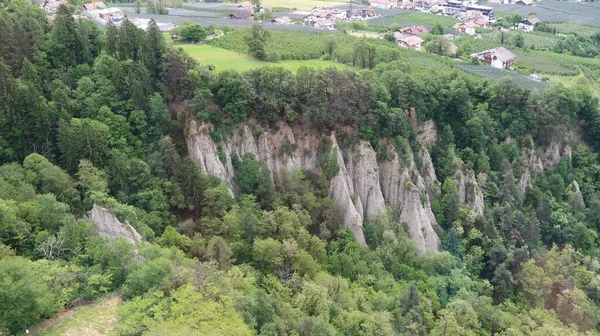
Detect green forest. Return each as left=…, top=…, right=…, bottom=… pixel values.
left=4, top=1, right=600, bottom=335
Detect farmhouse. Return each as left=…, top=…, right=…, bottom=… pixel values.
left=394, top=32, right=424, bottom=51
left=314, top=18, right=336, bottom=29
left=515, top=0, right=533, bottom=5
left=400, top=25, right=429, bottom=36
left=518, top=17, right=540, bottom=31
left=370, top=0, right=398, bottom=9
left=471, top=47, right=515, bottom=69
left=227, top=10, right=254, bottom=20
left=271, top=16, right=292, bottom=24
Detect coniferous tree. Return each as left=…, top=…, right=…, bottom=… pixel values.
left=105, top=21, right=119, bottom=58
left=143, top=19, right=166, bottom=83
left=46, top=5, right=87, bottom=68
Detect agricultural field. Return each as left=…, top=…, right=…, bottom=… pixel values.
left=490, top=1, right=600, bottom=27
left=392, top=12, right=460, bottom=28
left=546, top=23, right=599, bottom=36
left=178, top=44, right=355, bottom=72
left=463, top=31, right=559, bottom=52
left=208, top=28, right=348, bottom=60
left=513, top=49, right=600, bottom=76
left=456, top=63, right=551, bottom=91
left=30, top=295, right=122, bottom=336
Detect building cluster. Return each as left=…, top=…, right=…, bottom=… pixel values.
left=300, top=7, right=379, bottom=29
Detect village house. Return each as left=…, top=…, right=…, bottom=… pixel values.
left=89, top=7, right=124, bottom=24
left=443, top=1, right=494, bottom=20
left=453, top=18, right=488, bottom=35
left=518, top=17, right=540, bottom=31
left=443, top=33, right=457, bottom=40
left=227, top=10, right=254, bottom=20
left=314, top=18, right=336, bottom=29
left=453, top=21, right=478, bottom=35
left=394, top=32, right=424, bottom=51
left=42, top=0, right=67, bottom=13
left=471, top=47, right=515, bottom=69
left=370, top=0, right=397, bottom=9
left=515, top=0, right=533, bottom=5
left=400, top=25, right=429, bottom=35
left=271, top=16, right=292, bottom=24
left=304, top=11, right=332, bottom=22
left=130, top=18, right=176, bottom=31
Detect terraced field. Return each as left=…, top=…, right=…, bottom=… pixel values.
left=491, top=1, right=600, bottom=27
left=456, top=64, right=551, bottom=91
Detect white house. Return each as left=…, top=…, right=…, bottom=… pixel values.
left=518, top=17, right=540, bottom=32
left=471, top=47, right=516, bottom=69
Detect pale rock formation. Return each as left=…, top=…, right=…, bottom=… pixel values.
left=418, top=146, right=440, bottom=196
left=521, top=140, right=572, bottom=177
left=187, top=119, right=441, bottom=253
left=567, top=180, right=585, bottom=209
left=454, top=169, right=485, bottom=217
left=186, top=120, right=232, bottom=188
left=328, top=135, right=366, bottom=246
left=519, top=169, right=532, bottom=195
left=88, top=205, right=143, bottom=244
left=346, top=141, right=386, bottom=221
left=417, top=120, right=438, bottom=146
left=399, top=184, right=440, bottom=253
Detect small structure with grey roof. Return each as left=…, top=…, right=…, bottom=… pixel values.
left=227, top=10, right=254, bottom=20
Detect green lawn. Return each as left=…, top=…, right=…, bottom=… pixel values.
left=30, top=294, right=122, bottom=336
left=178, top=44, right=356, bottom=72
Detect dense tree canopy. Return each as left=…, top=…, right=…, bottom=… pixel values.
left=2, top=1, right=600, bottom=335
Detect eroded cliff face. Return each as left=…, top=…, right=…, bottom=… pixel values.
left=186, top=119, right=441, bottom=253
left=87, top=204, right=143, bottom=244
left=453, top=169, right=485, bottom=217
left=519, top=140, right=573, bottom=192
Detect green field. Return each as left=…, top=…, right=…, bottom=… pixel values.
left=393, top=12, right=460, bottom=28
left=31, top=295, right=122, bottom=336
left=178, top=44, right=356, bottom=72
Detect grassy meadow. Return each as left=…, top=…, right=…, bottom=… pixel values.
left=30, top=295, right=122, bottom=336
left=178, top=44, right=355, bottom=72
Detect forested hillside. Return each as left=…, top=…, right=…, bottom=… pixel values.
left=3, top=1, right=600, bottom=335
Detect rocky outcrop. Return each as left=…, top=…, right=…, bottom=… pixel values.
left=453, top=169, right=485, bottom=217
left=329, top=136, right=366, bottom=246
left=346, top=141, right=386, bottom=221
left=186, top=120, right=441, bottom=253
left=379, top=144, right=441, bottom=253
left=519, top=170, right=531, bottom=195
left=567, top=180, right=585, bottom=209
left=87, top=205, right=143, bottom=244
left=522, top=140, right=573, bottom=176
